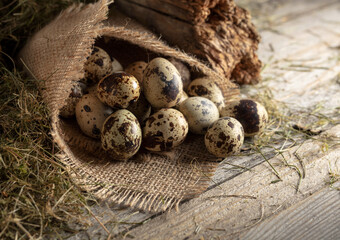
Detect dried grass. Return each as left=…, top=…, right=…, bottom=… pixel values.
left=0, top=0, right=96, bottom=239
left=1, top=0, right=339, bottom=238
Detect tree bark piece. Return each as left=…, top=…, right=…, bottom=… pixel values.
left=115, top=0, right=261, bottom=85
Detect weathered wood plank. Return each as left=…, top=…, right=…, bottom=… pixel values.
left=237, top=0, right=340, bottom=31
left=212, top=0, right=340, bottom=188
left=66, top=0, right=340, bottom=239
left=121, top=0, right=340, bottom=238
left=114, top=0, right=196, bottom=54
left=241, top=182, right=340, bottom=240
left=125, top=125, right=340, bottom=239
left=257, top=2, right=340, bottom=111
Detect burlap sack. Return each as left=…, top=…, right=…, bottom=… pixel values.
left=20, top=0, right=239, bottom=212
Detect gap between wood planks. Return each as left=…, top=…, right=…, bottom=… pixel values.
left=124, top=125, right=340, bottom=239
left=67, top=0, right=340, bottom=239
left=118, top=0, right=340, bottom=238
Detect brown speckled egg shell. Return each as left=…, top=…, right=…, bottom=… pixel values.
left=178, top=96, right=219, bottom=135
left=60, top=81, right=86, bottom=118
left=126, top=93, right=152, bottom=124
left=205, top=117, right=244, bottom=157
left=101, top=109, right=142, bottom=161
left=97, top=72, right=140, bottom=109
left=84, top=85, right=97, bottom=95
left=143, top=57, right=183, bottom=108
left=124, top=61, right=147, bottom=84
left=187, top=77, right=225, bottom=111
left=111, top=56, right=123, bottom=73
left=75, top=93, right=114, bottom=139
left=168, top=58, right=191, bottom=91
left=174, top=91, right=188, bottom=109
left=220, top=99, right=268, bottom=137
left=83, top=47, right=114, bottom=86
left=143, top=108, right=188, bottom=151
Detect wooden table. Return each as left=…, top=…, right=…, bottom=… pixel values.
left=67, top=0, right=340, bottom=239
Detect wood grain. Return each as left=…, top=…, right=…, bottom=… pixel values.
left=241, top=182, right=340, bottom=240
left=125, top=125, right=340, bottom=239
left=114, top=0, right=197, bottom=54
left=65, top=0, right=340, bottom=239
left=116, top=0, right=262, bottom=85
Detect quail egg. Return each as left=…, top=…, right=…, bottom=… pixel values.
left=143, top=57, right=183, bottom=108
left=83, top=47, right=115, bottom=85
left=124, top=61, right=147, bottom=84
left=60, top=81, right=86, bottom=118
left=168, top=58, right=191, bottom=91
left=187, top=77, right=225, bottom=111
left=220, top=99, right=268, bottom=136
left=84, top=85, right=97, bottom=95
left=111, top=56, right=123, bottom=73
left=174, top=91, right=188, bottom=109
left=126, top=93, right=152, bottom=124
left=143, top=108, right=188, bottom=151
left=97, top=72, right=140, bottom=109
left=101, top=109, right=142, bottom=161
left=75, top=93, right=114, bottom=138
left=178, top=96, right=219, bottom=134
left=204, top=117, right=244, bottom=157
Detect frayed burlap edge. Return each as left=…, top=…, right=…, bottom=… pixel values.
left=20, top=0, right=237, bottom=212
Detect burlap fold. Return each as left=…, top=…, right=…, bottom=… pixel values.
left=20, top=0, right=239, bottom=212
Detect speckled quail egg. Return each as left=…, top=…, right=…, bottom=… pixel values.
left=101, top=109, right=142, bottom=161
left=97, top=72, right=140, bottom=109
left=126, top=93, right=152, bottom=124
left=168, top=58, right=191, bottom=91
left=143, top=108, right=188, bottom=151
left=187, top=77, right=225, bottom=111
left=143, top=57, right=183, bottom=108
left=124, top=61, right=147, bottom=84
left=84, top=85, right=97, bottom=95
left=220, top=99, right=268, bottom=137
left=83, top=47, right=115, bottom=86
left=174, top=91, right=188, bottom=109
left=178, top=96, right=219, bottom=135
left=205, top=117, right=244, bottom=157
left=60, top=81, right=87, bottom=118
left=75, top=93, right=113, bottom=138
left=111, top=56, right=123, bottom=73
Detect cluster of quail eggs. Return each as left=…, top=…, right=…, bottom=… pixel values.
left=60, top=46, right=268, bottom=161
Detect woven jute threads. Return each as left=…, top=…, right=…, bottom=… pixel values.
left=20, top=0, right=239, bottom=212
